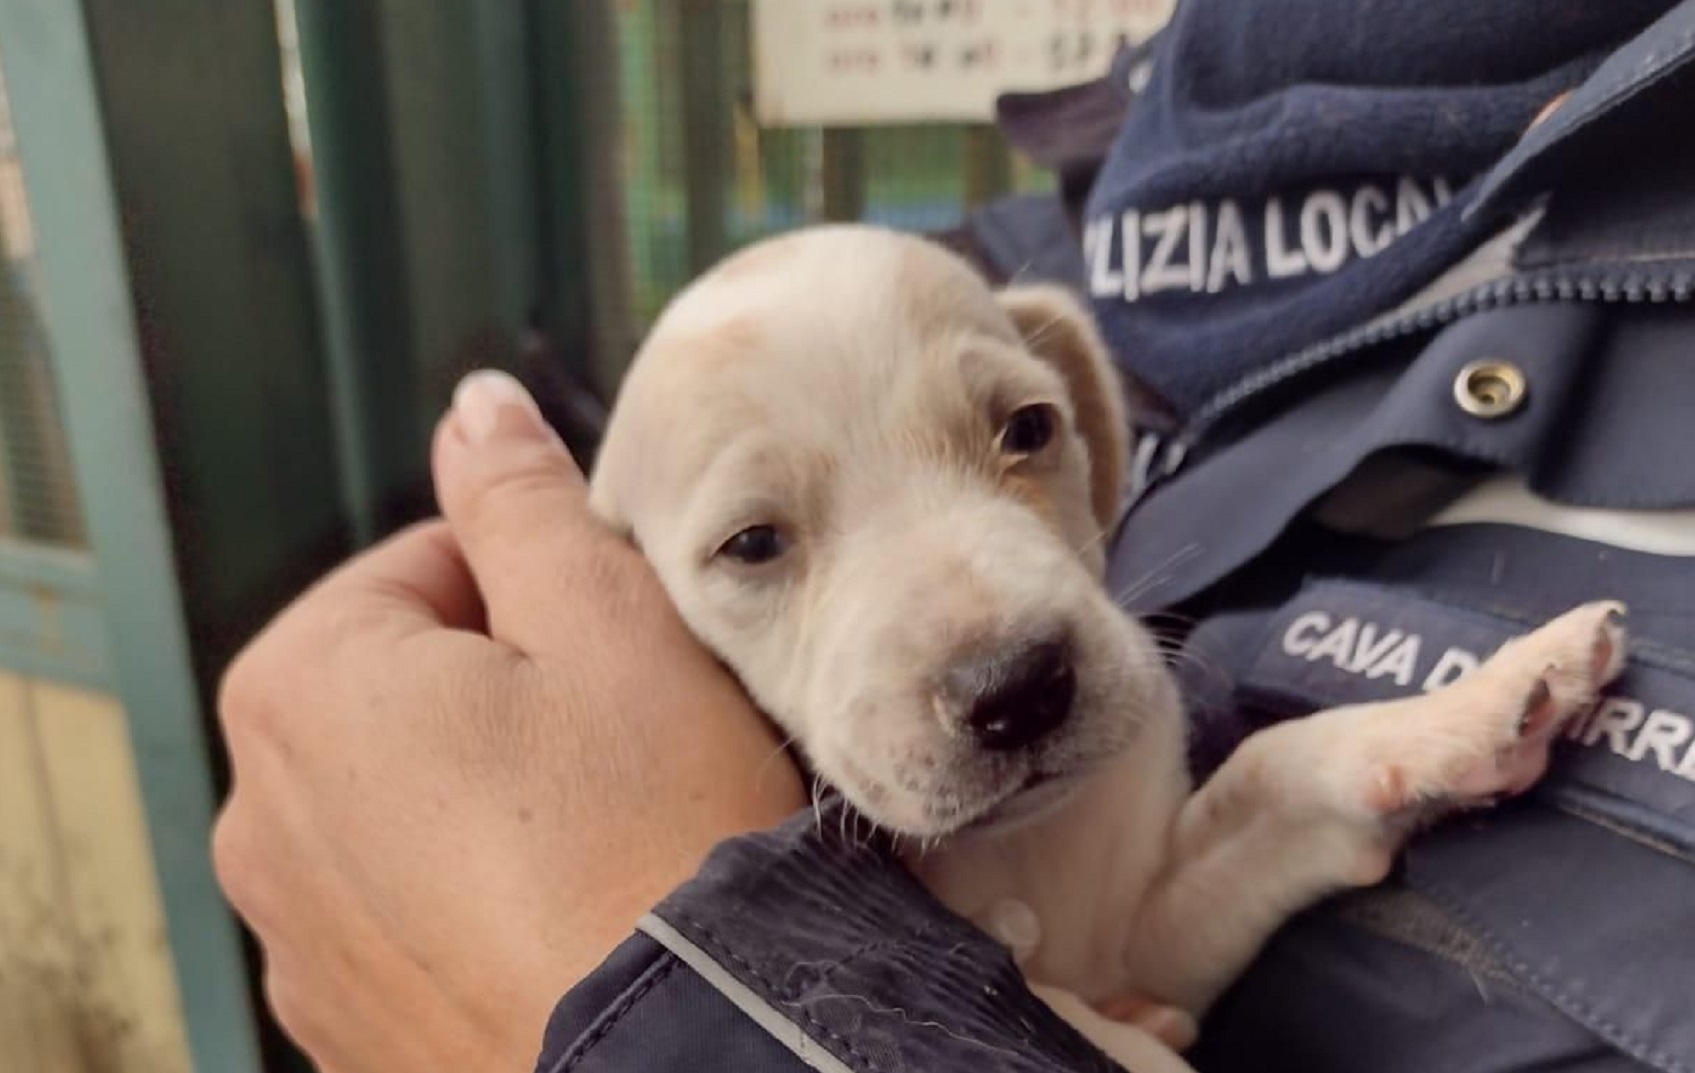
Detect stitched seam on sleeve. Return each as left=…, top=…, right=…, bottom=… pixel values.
left=552, top=957, right=681, bottom=1072
left=669, top=909, right=885, bottom=1073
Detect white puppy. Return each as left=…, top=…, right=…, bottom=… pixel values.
left=589, top=224, right=1626, bottom=1072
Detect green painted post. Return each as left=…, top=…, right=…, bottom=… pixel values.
left=294, top=0, right=608, bottom=524
left=535, top=0, right=636, bottom=394
left=289, top=0, right=411, bottom=546
left=364, top=0, right=539, bottom=427
left=619, top=0, right=672, bottom=327
left=76, top=0, right=353, bottom=693
left=290, top=0, right=419, bottom=540
left=0, top=1, right=271, bottom=1070
left=964, top=125, right=1015, bottom=208
left=470, top=2, right=547, bottom=337
left=679, top=0, right=731, bottom=274
left=821, top=130, right=868, bottom=222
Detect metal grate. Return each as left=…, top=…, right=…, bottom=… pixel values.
left=0, top=66, right=85, bottom=548
left=611, top=0, right=1054, bottom=327
left=263, top=1, right=1082, bottom=428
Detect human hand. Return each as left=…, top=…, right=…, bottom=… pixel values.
left=212, top=370, right=806, bottom=1072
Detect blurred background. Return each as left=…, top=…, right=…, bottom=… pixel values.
left=0, top=1, right=1164, bottom=1070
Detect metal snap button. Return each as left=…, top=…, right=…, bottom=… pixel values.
left=1127, top=60, right=1154, bottom=95
left=1453, top=360, right=1527, bottom=419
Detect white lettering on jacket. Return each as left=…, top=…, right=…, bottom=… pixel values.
left=1278, top=611, right=1695, bottom=784
left=1083, top=177, right=1457, bottom=302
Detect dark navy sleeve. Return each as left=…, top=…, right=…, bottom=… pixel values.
left=533, top=810, right=1122, bottom=1073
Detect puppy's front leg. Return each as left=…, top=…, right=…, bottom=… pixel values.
left=979, top=899, right=1197, bottom=1067
left=1122, top=600, right=1627, bottom=1012
left=1028, top=983, right=1199, bottom=1073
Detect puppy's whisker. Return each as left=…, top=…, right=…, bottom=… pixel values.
left=1142, top=610, right=1200, bottom=632
left=847, top=801, right=875, bottom=852
left=811, top=774, right=832, bottom=839
left=1158, top=648, right=1233, bottom=691
left=1112, top=542, right=1202, bottom=608
left=1074, top=525, right=1114, bottom=559
left=756, top=733, right=800, bottom=785
left=1156, top=647, right=1214, bottom=674
left=844, top=801, right=864, bottom=850
left=1123, top=541, right=1202, bottom=596
left=1020, top=311, right=1069, bottom=353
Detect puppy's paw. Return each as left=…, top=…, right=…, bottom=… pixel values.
left=1367, top=601, right=1627, bottom=819
left=1032, top=984, right=1202, bottom=1072
left=1095, top=994, right=1199, bottom=1052
left=982, top=898, right=1043, bottom=966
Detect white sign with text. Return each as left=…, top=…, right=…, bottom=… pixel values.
left=751, top=0, right=1173, bottom=126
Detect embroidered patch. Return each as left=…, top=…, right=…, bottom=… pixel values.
left=1245, top=580, right=1695, bottom=855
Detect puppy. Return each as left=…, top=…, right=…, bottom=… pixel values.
left=588, top=224, right=1627, bottom=1072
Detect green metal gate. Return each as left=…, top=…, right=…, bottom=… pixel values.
left=0, top=1, right=273, bottom=1068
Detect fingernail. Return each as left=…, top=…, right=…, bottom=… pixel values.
left=452, top=369, right=545, bottom=445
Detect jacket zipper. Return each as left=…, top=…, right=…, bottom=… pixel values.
left=1180, top=263, right=1695, bottom=455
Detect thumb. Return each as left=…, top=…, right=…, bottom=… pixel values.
left=433, top=369, right=623, bottom=651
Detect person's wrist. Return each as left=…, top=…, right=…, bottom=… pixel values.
left=534, top=750, right=802, bottom=984
left=586, top=798, right=802, bottom=956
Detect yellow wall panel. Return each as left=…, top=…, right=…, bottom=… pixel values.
left=0, top=672, right=193, bottom=1073
left=0, top=668, right=86, bottom=1072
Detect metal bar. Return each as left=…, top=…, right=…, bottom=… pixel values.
left=0, top=253, right=40, bottom=535
left=0, top=542, right=107, bottom=691
left=471, top=2, right=546, bottom=338
left=0, top=1, right=268, bottom=1069
left=619, top=0, right=669, bottom=328
left=302, top=0, right=566, bottom=525
left=379, top=0, right=527, bottom=422
left=291, top=0, right=418, bottom=542
left=368, top=0, right=510, bottom=519
left=298, top=0, right=622, bottom=499
left=820, top=129, right=867, bottom=222
left=679, top=0, right=730, bottom=274
left=0, top=540, right=98, bottom=597
left=297, top=0, right=602, bottom=535
left=964, top=125, right=1014, bottom=208
left=533, top=0, right=635, bottom=396
left=289, top=0, right=404, bottom=547
left=0, top=218, right=83, bottom=545
left=77, top=0, right=353, bottom=689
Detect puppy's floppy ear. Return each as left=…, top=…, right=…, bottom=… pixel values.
left=585, top=421, right=638, bottom=541
left=996, top=283, right=1129, bottom=530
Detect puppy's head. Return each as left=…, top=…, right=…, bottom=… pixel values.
left=590, top=225, right=1178, bottom=838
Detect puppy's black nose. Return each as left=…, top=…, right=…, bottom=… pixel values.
left=947, top=638, right=1076, bottom=752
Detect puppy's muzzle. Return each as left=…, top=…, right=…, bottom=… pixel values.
left=944, top=635, right=1077, bottom=752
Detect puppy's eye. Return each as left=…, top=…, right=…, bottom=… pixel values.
left=1000, top=403, right=1058, bottom=456
left=717, top=524, right=787, bottom=565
